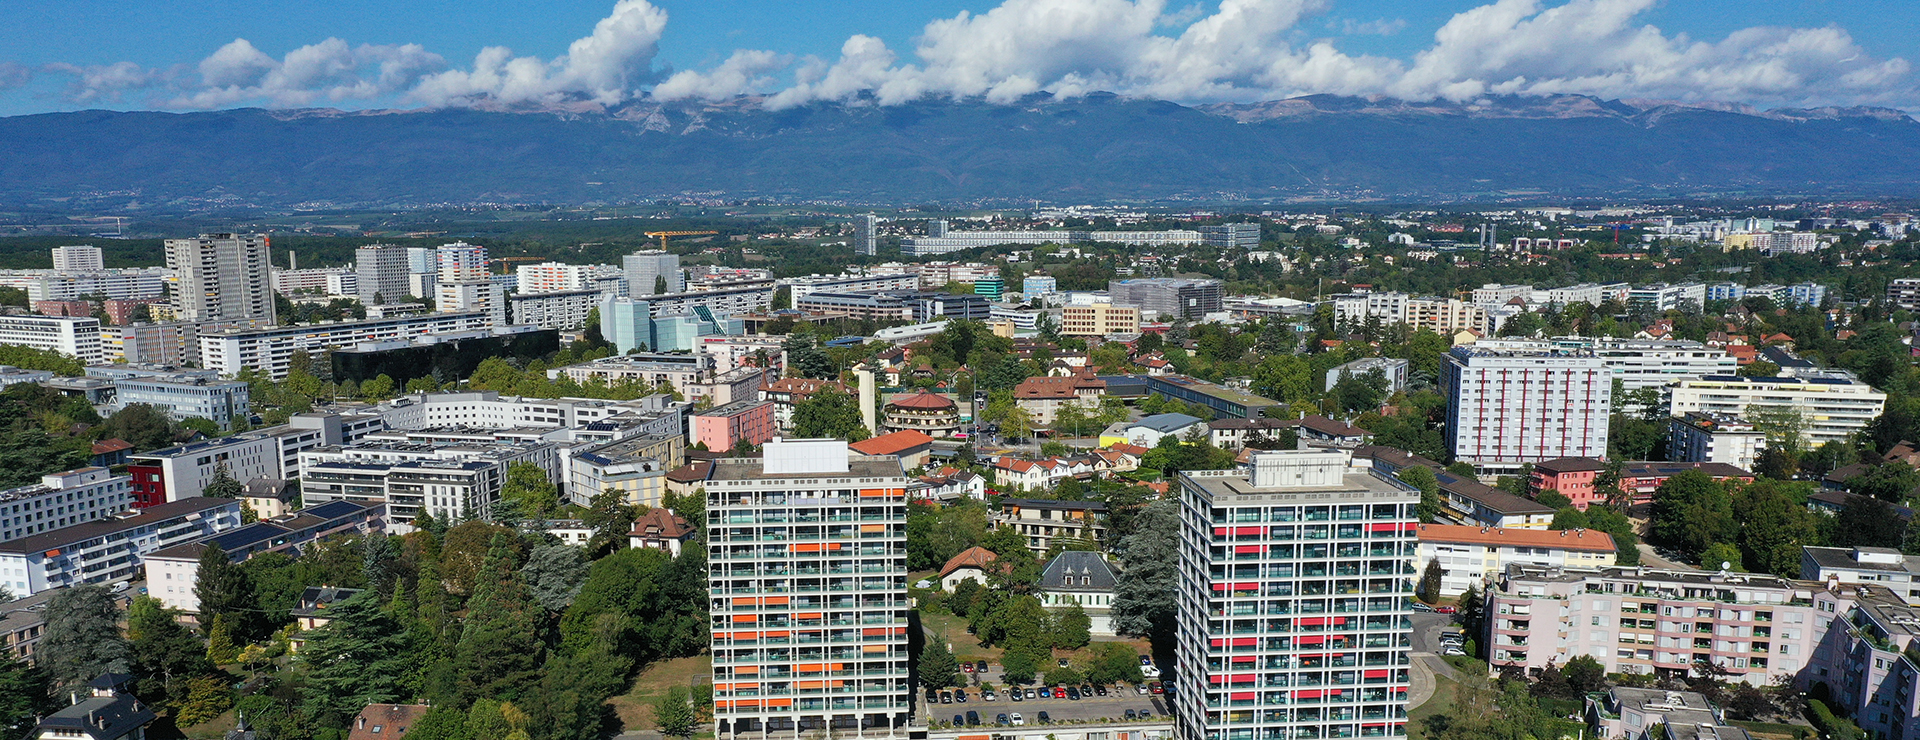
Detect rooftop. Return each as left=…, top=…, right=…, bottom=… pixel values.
left=1417, top=523, right=1615, bottom=553
left=848, top=430, right=935, bottom=457
left=1040, top=550, right=1120, bottom=592
left=706, top=456, right=907, bottom=482
left=0, top=496, right=238, bottom=555
left=887, top=391, right=956, bottom=410
left=940, top=546, right=998, bottom=579
left=1131, top=412, right=1204, bottom=433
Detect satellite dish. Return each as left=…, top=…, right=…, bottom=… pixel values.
left=1721, top=561, right=1732, bottom=571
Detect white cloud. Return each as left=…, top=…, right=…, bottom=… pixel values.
left=13, top=0, right=1915, bottom=112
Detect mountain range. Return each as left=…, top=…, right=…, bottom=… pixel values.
left=2, top=93, right=1917, bottom=210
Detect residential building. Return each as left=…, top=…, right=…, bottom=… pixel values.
left=0, top=314, right=101, bottom=364
left=1527, top=457, right=1607, bottom=508
left=50, top=245, right=103, bottom=272
left=1207, top=418, right=1297, bottom=450
left=1800, top=546, right=1920, bottom=604
left=1013, top=371, right=1106, bottom=428
left=795, top=290, right=989, bottom=323
left=164, top=233, right=276, bottom=324
left=348, top=704, right=431, bottom=740
left=1038, top=550, right=1122, bottom=635
left=1474, top=337, right=1737, bottom=393
left=556, top=354, right=764, bottom=406
left=912, top=467, right=988, bottom=503
left=1120, top=412, right=1206, bottom=448
left=1175, top=450, right=1420, bottom=740
left=1626, top=283, right=1707, bottom=313
left=110, top=373, right=252, bottom=430
left=271, top=267, right=357, bottom=297
left=127, top=435, right=281, bottom=507
left=995, top=499, right=1109, bottom=554
left=848, top=430, right=936, bottom=471
left=0, top=496, right=244, bottom=595
left=1669, top=412, right=1766, bottom=473
left=198, top=311, right=494, bottom=379
left=33, top=674, right=156, bottom=740
left=516, top=261, right=618, bottom=294
left=704, top=438, right=913, bottom=737
left=1331, top=293, right=1489, bottom=336
left=1435, top=469, right=1559, bottom=529
left=940, top=546, right=998, bottom=591
left=0, top=468, right=131, bottom=544
left=355, top=243, right=413, bottom=304
left=693, top=401, right=778, bottom=453
left=1416, top=523, right=1615, bottom=597
left=854, top=214, right=879, bottom=256
left=1107, top=278, right=1223, bottom=320
left=1324, top=358, right=1410, bottom=394
left=625, top=249, right=684, bottom=296
left=1440, top=346, right=1611, bottom=475
left=1586, top=687, right=1750, bottom=740
left=569, top=433, right=684, bottom=509
left=1889, top=278, right=1920, bottom=311
left=510, top=288, right=599, bottom=330
left=1669, top=375, right=1886, bottom=448
left=1144, top=375, right=1283, bottom=420
left=435, top=280, right=508, bottom=327
left=142, top=500, right=385, bottom=612
left=1485, top=564, right=1843, bottom=686
left=1470, top=283, right=1533, bottom=307
left=0, top=267, right=168, bottom=303
left=778, top=273, right=921, bottom=302
left=1060, top=304, right=1141, bottom=336
left=1199, top=223, right=1261, bottom=249
left=1808, top=584, right=1920, bottom=740
left=300, top=446, right=546, bottom=528
left=760, top=377, right=849, bottom=432
left=902, top=229, right=1201, bottom=256
left=881, top=391, right=961, bottom=438
left=629, top=508, right=696, bottom=555
left=1023, top=274, right=1058, bottom=296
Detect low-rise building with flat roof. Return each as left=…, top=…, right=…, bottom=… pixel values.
left=1801, top=545, right=1920, bottom=604
left=1417, top=523, right=1616, bottom=597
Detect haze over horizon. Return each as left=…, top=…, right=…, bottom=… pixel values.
left=0, top=0, right=1915, bottom=118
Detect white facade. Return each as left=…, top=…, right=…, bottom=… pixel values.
left=1470, top=283, right=1532, bottom=307
left=623, top=250, right=683, bottom=296
left=300, top=443, right=559, bottom=526
left=0, top=468, right=131, bottom=544
left=0, top=268, right=168, bottom=303
left=706, top=439, right=913, bottom=737
left=517, top=262, right=619, bottom=294
left=1175, top=451, right=1419, bottom=740
left=1626, top=283, right=1707, bottom=313
left=130, top=435, right=282, bottom=503
left=0, top=314, right=101, bottom=364
left=1440, top=347, right=1611, bottom=473
left=510, top=289, right=599, bottom=330
left=0, top=497, right=243, bottom=595
left=435, top=242, right=489, bottom=283
left=197, top=311, right=493, bottom=379
left=355, top=244, right=413, bottom=304
left=1667, top=412, right=1765, bottom=472
left=50, top=246, right=103, bottom=272
left=1416, top=524, right=1615, bottom=598
left=777, top=273, right=920, bottom=302
left=1473, top=337, right=1737, bottom=392
left=164, top=233, right=276, bottom=323
left=1669, top=375, right=1886, bottom=448
left=271, top=267, right=356, bottom=296
left=112, top=375, right=252, bottom=430
left=436, top=280, right=508, bottom=327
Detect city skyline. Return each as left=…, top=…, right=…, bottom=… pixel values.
left=0, top=0, right=1913, bottom=117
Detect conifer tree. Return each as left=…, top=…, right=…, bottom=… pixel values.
left=452, top=534, right=543, bottom=706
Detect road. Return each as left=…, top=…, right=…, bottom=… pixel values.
left=1407, top=612, right=1470, bottom=712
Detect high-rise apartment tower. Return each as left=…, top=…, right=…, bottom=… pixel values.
left=163, top=233, right=275, bottom=323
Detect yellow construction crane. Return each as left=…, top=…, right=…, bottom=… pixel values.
left=490, top=256, right=544, bottom=274
left=644, top=230, right=719, bottom=251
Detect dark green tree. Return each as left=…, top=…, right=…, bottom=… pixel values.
left=655, top=684, right=696, bottom=738
left=1110, top=500, right=1180, bottom=649
left=521, top=543, right=589, bottom=613
left=98, top=404, right=180, bottom=451
left=451, top=534, right=544, bottom=707
left=1049, top=603, right=1092, bottom=650
left=1833, top=495, right=1907, bottom=548
left=1398, top=466, right=1443, bottom=523
left=362, top=534, right=400, bottom=599
left=580, top=488, right=638, bottom=558
left=1733, top=479, right=1820, bottom=577
left=298, top=591, right=410, bottom=725
left=0, top=648, right=49, bottom=737
left=790, top=387, right=870, bottom=442
left=1649, top=470, right=1735, bottom=561
left=194, top=543, right=261, bottom=642
left=38, top=585, right=130, bottom=689
left=126, top=595, right=212, bottom=706
left=918, top=635, right=961, bottom=688
left=782, top=335, right=835, bottom=379
left=1417, top=559, right=1444, bottom=604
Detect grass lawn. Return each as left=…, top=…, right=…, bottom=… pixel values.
left=1406, top=673, right=1458, bottom=740
left=1729, top=719, right=1812, bottom=740
left=611, top=654, right=713, bottom=733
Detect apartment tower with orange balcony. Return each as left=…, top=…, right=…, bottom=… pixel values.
left=705, top=438, right=915, bottom=739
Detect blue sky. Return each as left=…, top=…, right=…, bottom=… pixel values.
left=0, top=0, right=1913, bottom=116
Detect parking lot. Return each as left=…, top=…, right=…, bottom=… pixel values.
left=923, top=683, right=1170, bottom=728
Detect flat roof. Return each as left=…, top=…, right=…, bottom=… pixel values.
left=0, top=497, right=237, bottom=555
left=1182, top=469, right=1415, bottom=503
left=1417, top=523, right=1615, bottom=552
left=706, top=455, right=907, bottom=482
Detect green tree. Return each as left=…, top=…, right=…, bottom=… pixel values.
left=1700, top=542, right=1746, bottom=572
left=1398, top=466, right=1443, bottom=523
left=38, top=585, right=129, bottom=689
left=655, top=684, right=696, bottom=738
left=126, top=596, right=212, bottom=706
left=0, top=648, right=49, bottom=735
left=194, top=543, right=260, bottom=642
left=791, top=387, right=871, bottom=442
left=170, top=674, right=233, bottom=727
left=1000, top=650, right=1038, bottom=685
left=1649, top=470, right=1735, bottom=562
left=201, top=464, right=244, bottom=498
left=203, top=616, right=239, bottom=665
left=1847, top=462, right=1920, bottom=502
left=1833, top=494, right=1907, bottom=548
left=521, top=543, right=589, bottom=613
left=98, top=404, right=180, bottom=451
left=498, top=462, right=561, bottom=524
left=1734, top=479, right=1820, bottom=577
left=918, top=635, right=961, bottom=689
left=783, top=335, right=835, bottom=379
left=298, top=591, right=411, bottom=725
left=361, top=374, right=397, bottom=400
left=451, top=534, right=544, bottom=706
left=580, top=488, right=638, bottom=557
left=1111, top=500, right=1180, bottom=649
left=403, top=706, right=474, bottom=740
left=1417, top=559, right=1444, bottom=604
left=1049, top=603, right=1092, bottom=650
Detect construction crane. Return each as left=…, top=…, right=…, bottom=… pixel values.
left=490, top=256, right=545, bottom=274
left=644, top=230, right=719, bottom=251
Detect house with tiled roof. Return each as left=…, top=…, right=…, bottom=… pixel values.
left=1207, top=417, right=1295, bottom=450
left=991, top=456, right=1101, bottom=491
left=1290, top=416, right=1370, bottom=448
left=1038, top=551, right=1123, bottom=635
left=849, top=430, right=936, bottom=470
left=1012, top=369, right=1107, bottom=428
left=32, top=674, right=154, bottom=740
left=912, top=467, right=987, bottom=502
left=664, top=460, right=713, bottom=497
left=994, top=499, right=1109, bottom=554
left=882, top=391, right=961, bottom=438
left=940, top=546, right=998, bottom=590
left=347, top=704, right=431, bottom=740
left=759, top=377, right=850, bottom=432
left=629, top=508, right=696, bottom=556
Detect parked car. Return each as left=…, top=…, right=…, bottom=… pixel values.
left=996, top=714, right=1009, bottom=726
left=1138, top=709, right=1153, bottom=719
left=1436, top=605, right=1458, bottom=614
left=976, top=660, right=990, bottom=673
left=1066, top=687, right=1080, bottom=700
left=953, top=715, right=964, bottom=726
left=926, top=689, right=938, bottom=703
left=1058, top=658, right=1071, bottom=668
left=940, top=692, right=953, bottom=704
left=1053, top=687, right=1067, bottom=699
left=1410, top=602, right=1436, bottom=613
left=1142, top=665, right=1162, bottom=678
left=955, top=689, right=967, bottom=703
left=983, top=689, right=997, bottom=701
left=1442, top=646, right=1467, bottom=656
left=1136, top=684, right=1150, bottom=695
left=1011, top=713, right=1025, bottom=726
left=1095, top=685, right=1109, bottom=697
left=1037, top=712, right=1051, bottom=724
left=1125, top=709, right=1138, bottom=720
left=1025, top=688, right=1037, bottom=699
left=1150, top=681, right=1166, bottom=694
left=1138, top=655, right=1153, bottom=666
left=1009, top=690, right=1022, bottom=702
left=963, top=663, right=975, bottom=673
left=966, top=711, right=979, bottom=726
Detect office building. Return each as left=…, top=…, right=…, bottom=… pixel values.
left=1200, top=223, right=1261, bottom=249
left=1144, top=375, right=1282, bottom=420
left=511, top=289, right=600, bottom=330
left=1023, top=274, right=1058, bottom=296
left=1440, top=347, right=1611, bottom=474
left=1175, top=451, right=1420, bottom=740
left=164, top=233, right=276, bottom=323
left=902, top=229, right=1201, bottom=256
left=1668, top=412, right=1766, bottom=473
left=795, top=291, right=990, bottom=323
left=128, top=435, right=281, bottom=507
left=0, top=314, right=101, bottom=364
left=111, top=373, right=253, bottom=430
left=1059, top=304, right=1140, bottom=337
left=705, top=438, right=913, bottom=737
left=854, top=214, right=879, bottom=256
left=0, top=496, right=245, bottom=595
left=0, top=467, right=131, bottom=544
left=1415, top=523, right=1615, bottom=598
left=625, top=250, right=684, bottom=296
left=1474, top=337, right=1737, bottom=393
left=1626, top=283, right=1707, bottom=313
left=1669, top=375, right=1886, bottom=448
left=355, top=244, right=413, bottom=305
left=1108, top=278, right=1223, bottom=320
left=973, top=277, right=1005, bottom=300
left=50, top=246, right=103, bottom=272
left=1486, top=564, right=1843, bottom=687
left=927, top=219, right=949, bottom=238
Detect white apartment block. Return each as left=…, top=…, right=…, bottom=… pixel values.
left=778, top=273, right=921, bottom=302
left=271, top=267, right=357, bottom=297
left=1800, top=546, right=1920, bottom=604
left=435, top=242, right=489, bottom=283
left=698, top=335, right=789, bottom=375
left=1811, top=585, right=1920, bottom=740
left=1332, top=292, right=1487, bottom=335
left=164, top=233, right=276, bottom=323
left=356, top=243, right=414, bottom=304
left=0, top=468, right=131, bottom=544
left=1440, top=347, right=1611, bottom=474
left=1175, top=451, right=1420, bottom=740
left=373, top=390, right=680, bottom=436
left=1668, top=412, right=1765, bottom=473
left=1416, top=524, right=1615, bottom=598
left=1473, top=337, right=1737, bottom=392
left=555, top=355, right=765, bottom=406
left=517, top=262, right=620, bottom=294
left=901, top=230, right=1201, bottom=256
left=705, top=439, right=914, bottom=737
left=436, top=280, right=508, bottom=327
left=1486, top=564, right=1845, bottom=687
left=624, top=250, right=683, bottom=296
left=50, top=246, right=103, bottom=272
left=510, top=289, right=599, bottom=330
left=0, top=314, right=101, bottom=364
left=128, top=435, right=282, bottom=505
left=1626, top=283, right=1707, bottom=313
left=1540, top=282, right=1630, bottom=308
left=0, top=497, right=244, bottom=595
left=300, top=442, right=559, bottom=526
left=197, top=311, right=492, bottom=379
left=1060, top=304, right=1141, bottom=336
left=111, top=375, right=252, bottom=430
left=0, top=268, right=168, bottom=303
left=1669, top=375, right=1886, bottom=448
left=1470, top=283, right=1532, bottom=307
